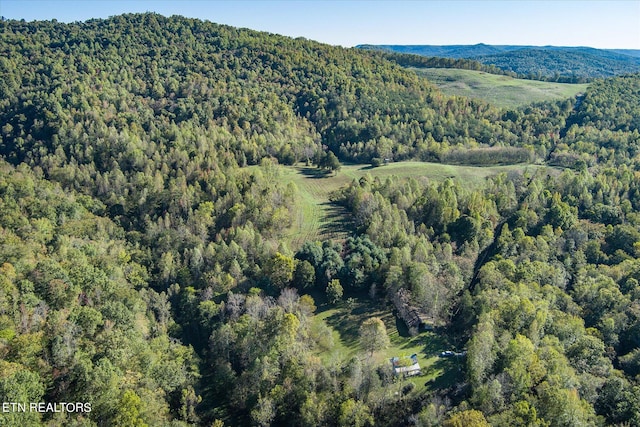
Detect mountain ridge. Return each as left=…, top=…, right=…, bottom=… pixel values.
left=358, top=43, right=640, bottom=80
left=3, top=13, right=640, bottom=427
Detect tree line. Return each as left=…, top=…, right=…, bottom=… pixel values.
left=1, top=12, right=640, bottom=426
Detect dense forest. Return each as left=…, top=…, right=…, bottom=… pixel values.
left=2, top=13, right=640, bottom=426
left=359, top=44, right=640, bottom=82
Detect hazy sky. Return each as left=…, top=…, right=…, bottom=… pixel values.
left=2, top=0, right=639, bottom=49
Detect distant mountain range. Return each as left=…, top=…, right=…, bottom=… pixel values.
left=357, top=44, right=640, bottom=80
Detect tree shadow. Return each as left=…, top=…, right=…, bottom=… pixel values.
left=350, top=303, right=374, bottom=316
left=319, top=201, right=353, bottom=239
left=323, top=297, right=386, bottom=350
left=297, top=166, right=333, bottom=179
left=421, top=331, right=450, bottom=356
left=394, top=314, right=413, bottom=338
left=425, top=357, right=464, bottom=391
left=324, top=309, right=361, bottom=349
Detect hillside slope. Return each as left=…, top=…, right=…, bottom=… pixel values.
left=476, top=47, right=640, bottom=79
left=0, top=14, right=523, bottom=171
left=413, top=68, right=588, bottom=108
left=4, top=12, right=640, bottom=427
left=359, top=44, right=640, bottom=80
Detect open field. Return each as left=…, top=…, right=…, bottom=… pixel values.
left=312, top=296, right=462, bottom=395
left=414, top=68, right=589, bottom=108
left=338, top=161, right=545, bottom=183
left=267, top=161, right=551, bottom=248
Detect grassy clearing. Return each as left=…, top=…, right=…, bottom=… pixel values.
left=340, top=161, right=545, bottom=186
left=414, top=68, right=589, bottom=109
left=274, top=166, right=353, bottom=249
left=311, top=295, right=462, bottom=394
left=268, top=161, right=549, bottom=249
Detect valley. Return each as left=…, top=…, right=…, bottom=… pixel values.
left=1, top=12, right=640, bottom=427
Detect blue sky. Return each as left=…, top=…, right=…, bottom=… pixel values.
left=2, top=1, right=639, bottom=49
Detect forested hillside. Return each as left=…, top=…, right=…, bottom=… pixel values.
left=475, top=48, right=640, bottom=81
left=2, top=12, right=640, bottom=426
left=360, top=44, right=640, bottom=82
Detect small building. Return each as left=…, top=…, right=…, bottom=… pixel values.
left=391, top=354, right=421, bottom=377
left=392, top=288, right=433, bottom=334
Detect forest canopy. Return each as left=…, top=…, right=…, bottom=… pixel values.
left=1, top=12, right=640, bottom=426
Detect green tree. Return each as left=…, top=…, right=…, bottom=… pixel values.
left=443, top=410, right=490, bottom=427
left=0, top=362, right=45, bottom=426
left=293, top=260, right=316, bottom=289
left=265, top=252, right=295, bottom=289
left=503, top=334, right=545, bottom=400
left=319, top=151, right=341, bottom=173
left=338, top=398, right=374, bottom=427
left=467, top=313, right=497, bottom=388
left=359, top=317, right=390, bottom=357
left=113, top=390, right=148, bottom=427
left=300, top=392, right=329, bottom=426
left=547, top=192, right=576, bottom=230
left=251, top=394, right=275, bottom=427
left=326, top=279, right=344, bottom=304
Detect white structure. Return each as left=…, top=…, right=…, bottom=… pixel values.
left=391, top=354, right=421, bottom=377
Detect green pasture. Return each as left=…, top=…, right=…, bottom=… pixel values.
left=414, top=68, right=589, bottom=109
left=311, top=296, right=462, bottom=395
